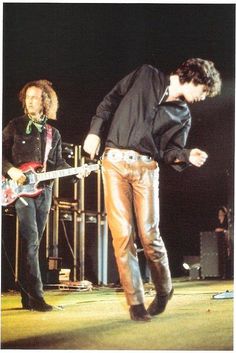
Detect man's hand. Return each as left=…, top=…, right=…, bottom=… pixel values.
left=7, top=167, right=26, bottom=185
left=83, top=134, right=101, bottom=160
left=189, top=148, right=208, bottom=167
left=75, top=165, right=92, bottom=179
left=215, top=227, right=225, bottom=232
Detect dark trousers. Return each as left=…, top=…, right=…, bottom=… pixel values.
left=217, top=233, right=230, bottom=279
left=15, top=186, right=52, bottom=302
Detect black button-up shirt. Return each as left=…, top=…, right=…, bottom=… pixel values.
left=89, top=64, right=192, bottom=171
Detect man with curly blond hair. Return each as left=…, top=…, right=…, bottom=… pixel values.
left=83, top=58, right=222, bottom=321
left=3, top=80, right=71, bottom=311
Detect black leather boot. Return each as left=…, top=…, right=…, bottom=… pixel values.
left=21, top=299, right=31, bottom=310
left=147, top=287, right=174, bottom=316
left=129, top=303, right=151, bottom=322
left=21, top=293, right=31, bottom=310
left=29, top=297, right=53, bottom=312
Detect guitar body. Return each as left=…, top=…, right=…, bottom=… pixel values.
left=19, top=161, right=43, bottom=173
left=2, top=162, right=44, bottom=206
left=2, top=161, right=99, bottom=207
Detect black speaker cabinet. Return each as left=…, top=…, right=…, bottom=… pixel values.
left=57, top=211, right=119, bottom=285
left=200, top=231, right=219, bottom=278
left=84, top=219, right=119, bottom=285
left=1, top=208, right=17, bottom=290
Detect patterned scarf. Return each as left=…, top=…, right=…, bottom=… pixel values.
left=26, top=115, right=47, bottom=134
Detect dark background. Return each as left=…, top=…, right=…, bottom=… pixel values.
left=2, top=3, right=235, bottom=280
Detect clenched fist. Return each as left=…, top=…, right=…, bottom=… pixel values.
left=189, top=148, right=208, bottom=167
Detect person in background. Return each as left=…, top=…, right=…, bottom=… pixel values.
left=2, top=80, right=72, bottom=311
left=83, top=58, right=222, bottom=321
left=215, top=206, right=228, bottom=233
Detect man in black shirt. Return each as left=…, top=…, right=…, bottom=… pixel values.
left=83, top=58, right=222, bottom=321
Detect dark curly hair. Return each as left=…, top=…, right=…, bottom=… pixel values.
left=18, top=79, right=58, bottom=120
left=174, top=58, right=222, bottom=97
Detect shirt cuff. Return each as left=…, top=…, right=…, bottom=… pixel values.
left=89, top=117, right=104, bottom=136
left=176, top=148, right=191, bottom=163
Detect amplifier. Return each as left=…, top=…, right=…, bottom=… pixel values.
left=200, top=231, right=219, bottom=278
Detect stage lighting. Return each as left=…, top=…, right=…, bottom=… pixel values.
left=183, top=256, right=201, bottom=280
left=183, top=262, right=190, bottom=270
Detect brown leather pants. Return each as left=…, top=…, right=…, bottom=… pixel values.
left=102, top=149, right=172, bottom=306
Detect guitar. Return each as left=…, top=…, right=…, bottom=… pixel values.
left=2, top=161, right=99, bottom=206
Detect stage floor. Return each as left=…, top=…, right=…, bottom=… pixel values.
left=1, top=278, right=234, bottom=350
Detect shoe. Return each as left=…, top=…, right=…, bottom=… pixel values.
left=22, top=302, right=32, bottom=310
left=129, top=303, right=151, bottom=322
left=21, top=297, right=31, bottom=310
left=29, top=297, right=53, bottom=312
left=147, top=287, right=174, bottom=316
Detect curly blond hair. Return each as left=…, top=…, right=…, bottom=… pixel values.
left=18, top=79, right=59, bottom=120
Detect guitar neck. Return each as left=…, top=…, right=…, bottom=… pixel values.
left=36, top=164, right=99, bottom=182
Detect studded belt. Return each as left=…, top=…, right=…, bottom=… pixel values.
left=103, top=148, right=153, bottom=163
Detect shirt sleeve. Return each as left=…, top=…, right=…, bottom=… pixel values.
left=163, top=119, right=192, bottom=172
left=89, top=66, right=143, bottom=137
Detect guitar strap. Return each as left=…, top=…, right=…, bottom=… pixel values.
left=43, top=124, right=53, bottom=172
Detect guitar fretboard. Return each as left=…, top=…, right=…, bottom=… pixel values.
left=36, top=164, right=99, bottom=182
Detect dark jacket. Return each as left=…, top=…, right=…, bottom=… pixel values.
left=89, top=64, right=192, bottom=171
left=2, top=115, right=70, bottom=176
